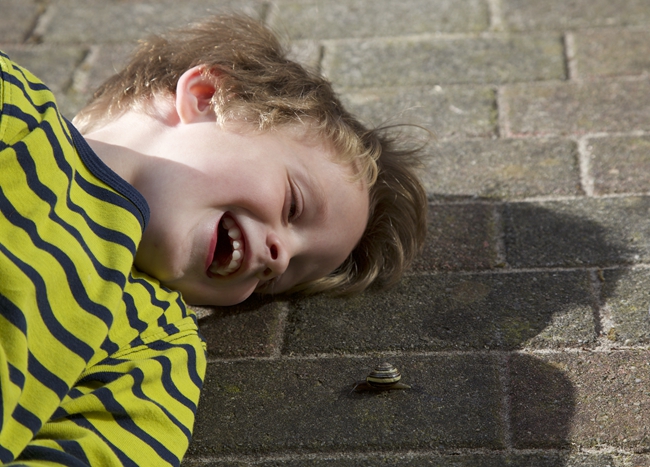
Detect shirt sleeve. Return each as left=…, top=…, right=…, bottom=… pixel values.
left=3, top=316, right=206, bottom=467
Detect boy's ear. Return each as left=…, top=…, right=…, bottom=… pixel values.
left=175, top=66, right=217, bottom=124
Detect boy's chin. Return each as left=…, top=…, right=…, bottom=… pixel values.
left=173, top=282, right=257, bottom=307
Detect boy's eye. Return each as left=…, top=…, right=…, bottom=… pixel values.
left=289, top=199, right=297, bottom=220
left=286, top=181, right=302, bottom=223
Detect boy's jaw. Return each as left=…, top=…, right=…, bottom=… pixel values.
left=206, top=212, right=246, bottom=278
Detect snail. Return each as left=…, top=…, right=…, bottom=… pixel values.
left=352, top=362, right=411, bottom=392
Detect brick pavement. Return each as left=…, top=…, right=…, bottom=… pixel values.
left=2, top=0, right=649, bottom=466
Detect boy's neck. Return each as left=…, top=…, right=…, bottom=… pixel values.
left=81, top=102, right=178, bottom=186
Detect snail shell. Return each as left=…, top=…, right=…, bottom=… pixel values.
left=353, top=362, right=411, bottom=392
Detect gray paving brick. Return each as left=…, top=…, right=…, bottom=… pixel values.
left=589, top=135, right=650, bottom=195
left=601, top=268, right=650, bottom=345
left=51, top=43, right=138, bottom=118
left=198, top=297, right=284, bottom=358
left=268, top=0, right=489, bottom=40
left=630, top=455, right=650, bottom=467
left=503, top=79, right=650, bottom=136
left=0, top=0, right=41, bottom=44
left=322, top=34, right=566, bottom=88
left=189, top=355, right=504, bottom=455
left=284, top=271, right=596, bottom=354
left=422, top=138, right=580, bottom=199
left=574, top=27, right=650, bottom=79
left=286, top=40, right=322, bottom=71
left=503, top=0, right=650, bottom=31
left=1, top=44, right=84, bottom=95
left=339, top=85, right=497, bottom=139
left=9, top=0, right=650, bottom=463
left=503, top=197, right=650, bottom=268
left=81, top=44, right=136, bottom=93
left=183, top=452, right=625, bottom=467
left=42, top=0, right=265, bottom=44
left=510, top=351, right=650, bottom=449
left=509, top=353, right=575, bottom=449
left=414, top=203, right=499, bottom=272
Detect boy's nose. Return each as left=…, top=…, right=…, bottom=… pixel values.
left=261, top=232, right=290, bottom=279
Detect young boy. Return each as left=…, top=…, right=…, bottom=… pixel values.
left=0, top=14, right=427, bottom=467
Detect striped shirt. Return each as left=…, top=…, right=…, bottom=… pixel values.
left=0, top=51, right=206, bottom=466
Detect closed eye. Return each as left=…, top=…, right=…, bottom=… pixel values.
left=289, top=197, right=297, bottom=220
left=288, top=181, right=303, bottom=223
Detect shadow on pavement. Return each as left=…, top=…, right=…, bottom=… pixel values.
left=193, top=198, right=637, bottom=464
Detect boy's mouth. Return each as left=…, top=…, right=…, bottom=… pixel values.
left=208, top=214, right=244, bottom=277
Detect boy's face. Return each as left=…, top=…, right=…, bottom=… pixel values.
left=133, top=123, right=369, bottom=306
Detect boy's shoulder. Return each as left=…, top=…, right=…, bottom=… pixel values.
left=0, top=51, right=200, bottom=351
left=0, top=51, right=58, bottom=149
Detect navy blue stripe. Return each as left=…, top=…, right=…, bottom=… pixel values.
left=8, top=363, right=25, bottom=389
left=148, top=341, right=204, bottom=396
left=20, top=445, right=88, bottom=467
left=12, top=404, right=41, bottom=436
left=2, top=103, right=40, bottom=132
left=40, top=118, right=74, bottom=182
left=0, top=188, right=114, bottom=331
left=67, top=414, right=139, bottom=467
left=0, top=242, right=95, bottom=362
left=28, top=352, right=69, bottom=400
left=65, top=193, right=138, bottom=256
left=52, top=406, right=68, bottom=421
left=175, top=294, right=189, bottom=319
left=11, top=62, right=51, bottom=93
left=80, top=352, right=198, bottom=414
left=100, top=336, right=120, bottom=356
left=4, top=117, right=116, bottom=260
left=3, top=72, right=54, bottom=112
left=151, top=354, right=197, bottom=412
left=68, top=122, right=150, bottom=230
left=56, top=440, right=91, bottom=465
left=0, top=445, right=13, bottom=464
left=130, top=274, right=171, bottom=311
left=0, top=371, right=3, bottom=434
left=76, top=369, right=123, bottom=386
left=2, top=58, right=73, bottom=150
left=182, top=342, right=204, bottom=393
left=0, top=293, right=27, bottom=334
left=157, top=312, right=169, bottom=329
left=14, top=140, right=128, bottom=288
left=123, top=292, right=149, bottom=334
left=91, top=387, right=179, bottom=465
left=33, top=121, right=138, bottom=257
left=74, top=172, right=145, bottom=230
left=69, top=362, right=192, bottom=444
left=129, top=367, right=192, bottom=441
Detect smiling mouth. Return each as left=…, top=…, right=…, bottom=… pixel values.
left=208, top=214, right=244, bottom=276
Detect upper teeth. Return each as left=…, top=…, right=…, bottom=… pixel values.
left=209, top=216, right=244, bottom=276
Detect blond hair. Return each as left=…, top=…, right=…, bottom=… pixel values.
left=74, top=14, right=427, bottom=296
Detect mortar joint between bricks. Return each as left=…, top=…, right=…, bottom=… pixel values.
left=563, top=32, right=578, bottom=81
left=588, top=268, right=605, bottom=339
left=24, top=0, right=54, bottom=44
left=68, top=46, right=100, bottom=95
left=498, top=352, right=513, bottom=449
left=486, top=0, right=504, bottom=32
left=258, top=1, right=274, bottom=24
left=495, top=86, right=510, bottom=138
left=492, top=203, right=508, bottom=269
left=270, top=302, right=289, bottom=359
left=577, top=137, right=595, bottom=197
